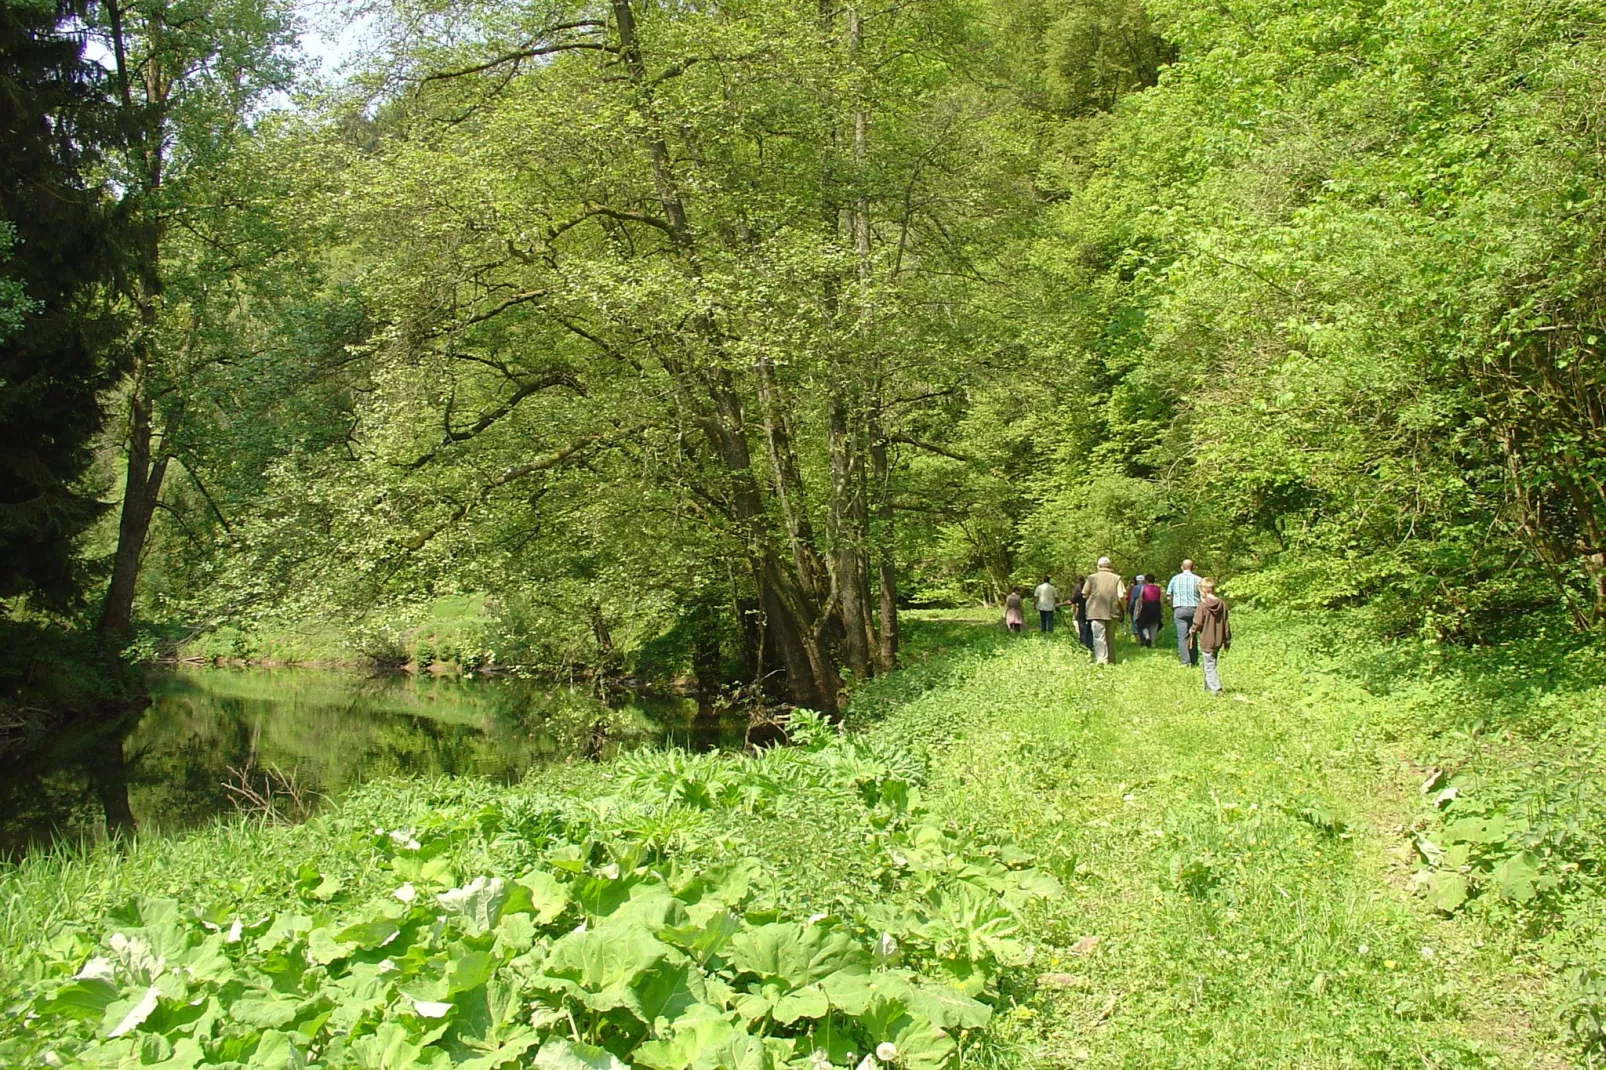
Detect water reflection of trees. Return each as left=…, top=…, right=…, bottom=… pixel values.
left=0, top=668, right=749, bottom=857
left=0, top=706, right=144, bottom=858
left=0, top=669, right=752, bottom=855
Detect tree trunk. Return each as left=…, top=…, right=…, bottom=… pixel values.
left=828, top=387, right=875, bottom=680
left=99, top=11, right=169, bottom=643
left=588, top=601, right=616, bottom=672
left=755, top=352, right=830, bottom=604
left=870, top=416, right=898, bottom=669
left=99, top=370, right=170, bottom=639
left=818, top=0, right=879, bottom=681
left=613, top=0, right=843, bottom=713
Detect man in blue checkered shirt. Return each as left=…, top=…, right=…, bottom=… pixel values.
left=1165, top=560, right=1203, bottom=667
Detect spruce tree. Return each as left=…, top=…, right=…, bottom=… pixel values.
left=0, top=0, right=123, bottom=610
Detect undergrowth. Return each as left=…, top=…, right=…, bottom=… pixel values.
left=3, top=610, right=1604, bottom=1068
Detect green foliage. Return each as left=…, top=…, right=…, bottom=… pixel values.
left=0, top=222, right=36, bottom=339
left=1, top=718, right=1061, bottom=1069
left=9, top=609, right=1606, bottom=1065
left=0, top=0, right=125, bottom=610
left=990, top=0, right=1606, bottom=635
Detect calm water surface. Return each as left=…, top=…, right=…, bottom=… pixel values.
left=0, top=667, right=745, bottom=857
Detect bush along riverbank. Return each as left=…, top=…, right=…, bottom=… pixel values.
left=3, top=611, right=1604, bottom=1067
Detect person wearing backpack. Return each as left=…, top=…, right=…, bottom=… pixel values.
left=1134, top=576, right=1164, bottom=647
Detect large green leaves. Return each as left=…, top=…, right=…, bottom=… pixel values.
left=728, top=924, right=870, bottom=991
left=12, top=727, right=1027, bottom=1070
left=539, top=923, right=682, bottom=1016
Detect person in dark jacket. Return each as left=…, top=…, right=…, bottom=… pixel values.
left=1068, top=576, right=1093, bottom=651
left=1195, top=578, right=1231, bottom=693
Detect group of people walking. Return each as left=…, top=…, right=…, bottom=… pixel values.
left=1002, top=558, right=1233, bottom=692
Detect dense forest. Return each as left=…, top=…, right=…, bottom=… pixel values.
left=5, top=0, right=1605, bottom=713
left=4, top=0, right=1606, bottom=1064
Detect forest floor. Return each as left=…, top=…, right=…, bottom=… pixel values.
left=3, top=611, right=1600, bottom=1069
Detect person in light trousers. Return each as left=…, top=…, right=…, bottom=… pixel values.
left=1194, top=578, right=1231, bottom=693
left=1080, top=557, right=1128, bottom=665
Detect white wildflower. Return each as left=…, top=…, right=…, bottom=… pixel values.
left=876, top=1042, right=899, bottom=1062
left=393, top=882, right=417, bottom=904
left=808, top=913, right=829, bottom=925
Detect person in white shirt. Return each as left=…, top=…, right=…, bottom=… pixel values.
left=1032, top=576, right=1059, bottom=634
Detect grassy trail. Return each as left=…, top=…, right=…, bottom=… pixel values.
left=867, top=613, right=1561, bottom=1069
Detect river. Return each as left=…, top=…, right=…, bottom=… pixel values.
left=0, top=666, right=747, bottom=858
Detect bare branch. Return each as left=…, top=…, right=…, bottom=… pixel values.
left=549, top=206, right=677, bottom=242
left=462, top=289, right=549, bottom=327
left=418, top=24, right=612, bottom=85
left=890, top=433, right=975, bottom=464
left=405, top=370, right=586, bottom=470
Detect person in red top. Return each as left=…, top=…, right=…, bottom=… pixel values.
left=1134, top=576, right=1164, bottom=647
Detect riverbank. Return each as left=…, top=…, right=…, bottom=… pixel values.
left=2, top=611, right=1601, bottom=1067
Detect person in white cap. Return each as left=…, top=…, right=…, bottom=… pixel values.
left=1079, top=557, right=1127, bottom=664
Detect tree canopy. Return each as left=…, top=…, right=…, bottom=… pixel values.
left=0, top=0, right=124, bottom=609
left=5, top=0, right=1605, bottom=695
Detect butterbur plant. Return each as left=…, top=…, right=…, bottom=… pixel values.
left=783, top=710, right=837, bottom=752
left=14, top=852, right=987, bottom=1068
left=7, top=735, right=1058, bottom=1069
